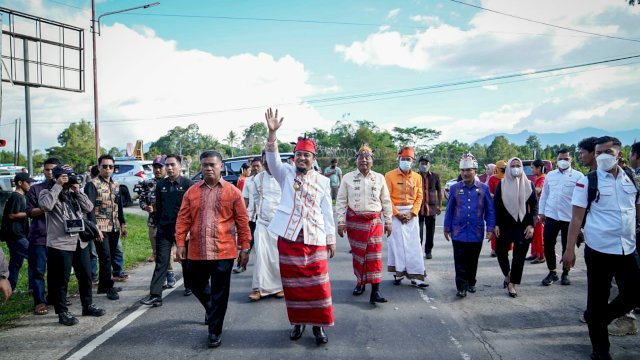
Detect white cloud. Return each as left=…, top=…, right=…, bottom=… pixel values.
left=1, top=12, right=334, bottom=151
left=482, top=85, right=498, bottom=91
left=335, top=0, right=635, bottom=72
left=565, top=99, right=628, bottom=120
left=405, top=104, right=533, bottom=143
left=386, top=8, right=401, bottom=20
left=410, top=15, right=442, bottom=26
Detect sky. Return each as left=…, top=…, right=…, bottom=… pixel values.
left=0, top=0, right=639, bottom=154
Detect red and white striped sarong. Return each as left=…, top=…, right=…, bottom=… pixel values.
left=278, top=235, right=334, bottom=327
left=346, top=208, right=383, bottom=286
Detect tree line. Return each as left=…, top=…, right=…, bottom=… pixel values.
left=10, top=119, right=633, bottom=183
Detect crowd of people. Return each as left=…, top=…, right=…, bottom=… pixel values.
left=0, top=109, right=638, bottom=360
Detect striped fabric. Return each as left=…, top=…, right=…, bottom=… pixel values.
left=346, top=208, right=383, bottom=285
left=278, top=235, right=334, bottom=327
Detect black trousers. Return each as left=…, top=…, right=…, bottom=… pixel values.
left=496, top=225, right=531, bottom=284
left=95, top=231, right=119, bottom=292
left=47, top=242, right=93, bottom=314
left=452, top=240, right=483, bottom=291
left=543, top=217, right=569, bottom=272
left=249, top=221, right=256, bottom=250
left=419, top=214, right=436, bottom=255
left=186, top=259, right=234, bottom=336
left=584, top=246, right=640, bottom=355
left=150, top=227, right=175, bottom=296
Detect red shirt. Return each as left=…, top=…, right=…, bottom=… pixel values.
left=487, top=175, right=502, bottom=195
left=176, top=179, right=251, bottom=260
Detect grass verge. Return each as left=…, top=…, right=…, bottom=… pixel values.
left=0, top=213, right=150, bottom=327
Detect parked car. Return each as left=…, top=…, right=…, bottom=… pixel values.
left=112, top=158, right=153, bottom=206
left=191, top=153, right=295, bottom=185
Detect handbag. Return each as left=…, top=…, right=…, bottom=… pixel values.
left=79, top=219, right=100, bottom=242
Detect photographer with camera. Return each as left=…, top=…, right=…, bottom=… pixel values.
left=39, top=165, right=106, bottom=326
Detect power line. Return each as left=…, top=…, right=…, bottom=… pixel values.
left=449, top=0, right=640, bottom=43
left=23, top=53, right=640, bottom=125
left=121, top=12, right=607, bottom=39
left=46, top=0, right=86, bottom=10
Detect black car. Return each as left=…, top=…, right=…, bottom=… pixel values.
left=191, top=153, right=294, bottom=185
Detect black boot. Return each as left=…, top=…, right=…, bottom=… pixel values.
left=312, top=326, right=328, bottom=345
left=289, top=325, right=305, bottom=340
left=370, top=283, right=388, bottom=304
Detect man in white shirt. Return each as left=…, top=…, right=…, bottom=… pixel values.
left=248, top=151, right=284, bottom=301
left=335, top=144, right=393, bottom=305
left=234, top=158, right=263, bottom=274
left=264, top=108, right=335, bottom=345
left=538, top=149, right=584, bottom=286
left=563, top=136, right=640, bottom=360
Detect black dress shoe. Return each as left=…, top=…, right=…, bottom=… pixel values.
left=140, top=295, right=163, bottom=307
left=352, top=285, right=365, bottom=296
left=289, top=325, right=305, bottom=340
left=370, top=291, right=388, bottom=304
left=456, top=290, right=467, bottom=298
left=467, top=286, right=476, bottom=293
left=207, top=334, right=222, bottom=348
left=184, top=288, right=193, bottom=296
left=312, top=326, right=328, bottom=345
left=82, top=304, right=106, bottom=317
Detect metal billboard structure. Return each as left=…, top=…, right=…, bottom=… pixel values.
left=0, top=7, right=85, bottom=173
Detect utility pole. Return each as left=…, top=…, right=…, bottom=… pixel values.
left=91, top=0, right=100, bottom=162
left=24, top=41, right=33, bottom=173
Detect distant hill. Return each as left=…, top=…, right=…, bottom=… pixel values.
left=473, top=128, right=640, bottom=146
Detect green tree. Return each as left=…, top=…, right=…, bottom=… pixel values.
left=147, top=123, right=223, bottom=172
left=525, top=135, right=542, bottom=159
left=46, top=120, right=100, bottom=170
left=224, top=131, right=238, bottom=156
left=391, top=126, right=441, bottom=150
left=241, top=122, right=268, bottom=155
left=108, top=147, right=124, bottom=157
left=486, top=136, right=518, bottom=163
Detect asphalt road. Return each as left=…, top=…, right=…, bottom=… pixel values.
left=53, top=213, right=640, bottom=360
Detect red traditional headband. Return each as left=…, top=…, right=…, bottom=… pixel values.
left=294, top=137, right=317, bottom=154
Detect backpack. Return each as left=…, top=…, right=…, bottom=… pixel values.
left=583, top=167, right=640, bottom=227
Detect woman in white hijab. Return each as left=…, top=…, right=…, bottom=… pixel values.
left=493, top=157, right=538, bottom=298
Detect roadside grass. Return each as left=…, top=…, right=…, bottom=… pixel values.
left=0, top=213, right=150, bottom=327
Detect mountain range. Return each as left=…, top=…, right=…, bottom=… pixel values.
left=473, top=127, right=640, bottom=146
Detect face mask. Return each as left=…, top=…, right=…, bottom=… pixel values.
left=510, top=167, right=523, bottom=177
left=399, top=160, right=412, bottom=171
left=419, top=164, right=430, bottom=172
left=596, top=153, right=617, bottom=172
left=557, top=160, right=570, bottom=170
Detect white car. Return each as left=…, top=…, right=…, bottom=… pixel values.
left=112, top=159, right=153, bottom=206
left=444, top=176, right=480, bottom=200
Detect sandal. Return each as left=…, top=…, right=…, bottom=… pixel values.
left=34, top=304, right=48, bottom=315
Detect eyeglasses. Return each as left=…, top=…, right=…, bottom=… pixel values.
left=101, top=165, right=114, bottom=169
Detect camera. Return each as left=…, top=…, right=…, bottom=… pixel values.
left=64, top=219, right=85, bottom=233
left=68, top=173, right=84, bottom=185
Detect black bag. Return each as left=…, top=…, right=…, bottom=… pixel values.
left=79, top=219, right=100, bottom=242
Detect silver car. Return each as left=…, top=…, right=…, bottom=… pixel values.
left=112, top=159, right=153, bottom=206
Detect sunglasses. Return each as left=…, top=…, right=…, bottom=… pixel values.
left=101, top=165, right=114, bottom=169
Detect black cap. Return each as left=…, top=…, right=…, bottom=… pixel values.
left=418, top=156, right=430, bottom=163
left=14, top=173, right=36, bottom=184
left=52, top=164, right=75, bottom=179
left=331, top=158, right=338, bottom=163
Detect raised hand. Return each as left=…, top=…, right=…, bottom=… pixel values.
left=265, top=108, right=284, bottom=133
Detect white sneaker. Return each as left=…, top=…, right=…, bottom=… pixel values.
left=608, top=313, right=638, bottom=336
left=411, top=279, right=429, bottom=288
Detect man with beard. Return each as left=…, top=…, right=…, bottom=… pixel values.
left=264, top=108, right=336, bottom=345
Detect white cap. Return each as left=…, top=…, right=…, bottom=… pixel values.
left=459, top=152, right=478, bottom=169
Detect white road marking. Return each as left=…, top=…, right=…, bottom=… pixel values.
left=417, top=288, right=435, bottom=304
left=449, top=335, right=472, bottom=360
left=66, top=279, right=184, bottom=360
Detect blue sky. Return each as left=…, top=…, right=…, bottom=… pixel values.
left=1, top=0, right=639, bottom=152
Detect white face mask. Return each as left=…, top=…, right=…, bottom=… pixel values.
left=557, top=160, right=570, bottom=170
left=510, top=167, right=523, bottom=177
left=419, top=164, right=430, bottom=172
left=399, top=160, right=412, bottom=171
left=596, top=153, right=618, bottom=172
